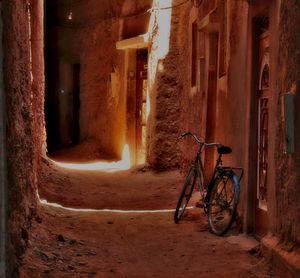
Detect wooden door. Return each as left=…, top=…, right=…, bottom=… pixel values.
left=72, top=64, right=80, bottom=145
left=136, top=49, right=148, bottom=164
left=255, top=30, right=270, bottom=238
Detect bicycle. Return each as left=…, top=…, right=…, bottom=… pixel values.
left=174, top=132, right=244, bottom=236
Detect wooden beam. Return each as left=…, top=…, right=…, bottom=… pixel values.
left=116, top=34, right=149, bottom=50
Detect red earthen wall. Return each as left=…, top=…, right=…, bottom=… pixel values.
left=2, top=0, right=43, bottom=275
left=275, top=0, right=300, bottom=244
left=73, top=21, right=125, bottom=157
left=51, top=17, right=125, bottom=157
left=146, top=0, right=296, bottom=246
left=147, top=1, right=249, bottom=174
left=147, top=5, right=182, bottom=169
left=147, top=2, right=205, bottom=170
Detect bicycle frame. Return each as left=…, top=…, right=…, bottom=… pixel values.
left=175, top=132, right=244, bottom=234
left=192, top=144, right=224, bottom=203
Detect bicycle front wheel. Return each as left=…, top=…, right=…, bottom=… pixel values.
left=174, top=170, right=196, bottom=223
left=207, top=173, right=240, bottom=236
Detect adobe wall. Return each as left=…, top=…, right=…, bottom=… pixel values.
left=146, top=0, right=250, bottom=172
left=67, top=20, right=126, bottom=157
left=45, top=0, right=197, bottom=166
left=146, top=0, right=250, bottom=171
left=215, top=0, right=250, bottom=221
left=2, top=0, right=44, bottom=276
left=0, top=2, right=6, bottom=276
left=274, top=0, right=300, bottom=244
left=176, top=6, right=208, bottom=170
left=147, top=1, right=203, bottom=169
left=218, top=0, right=249, bottom=166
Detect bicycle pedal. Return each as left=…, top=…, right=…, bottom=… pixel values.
left=195, top=201, right=205, bottom=208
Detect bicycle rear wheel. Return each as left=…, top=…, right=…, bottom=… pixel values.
left=174, top=170, right=196, bottom=223
left=207, top=172, right=240, bottom=236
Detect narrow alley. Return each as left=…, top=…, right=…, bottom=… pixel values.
left=0, top=0, right=300, bottom=277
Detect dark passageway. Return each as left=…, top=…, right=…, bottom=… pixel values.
left=45, top=0, right=82, bottom=154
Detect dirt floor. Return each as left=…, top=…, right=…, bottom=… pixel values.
left=20, top=156, right=275, bottom=277
left=38, top=157, right=184, bottom=210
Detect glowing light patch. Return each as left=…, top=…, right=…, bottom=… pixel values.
left=39, top=198, right=193, bottom=214
left=155, top=0, right=172, bottom=59
left=147, top=0, right=172, bottom=117
left=146, top=92, right=151, bottom=121
left=51, top=144, right=131, bottom=172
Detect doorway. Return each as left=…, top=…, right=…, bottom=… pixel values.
left=71, top=64, right=80, bottom=145
left=254, top=18, right=270, bottom=238
left=44, top=0, right=81, bottom=154
left=45, top=61, right=81, bottom=152
left=135, top=49, right=148, bottom=164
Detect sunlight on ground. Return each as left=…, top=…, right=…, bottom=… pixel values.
left=36, top=187, right=194, bottom=213
left=38, top=198, right=192, bottom=213
left=51, top=144, right=131, bottom=172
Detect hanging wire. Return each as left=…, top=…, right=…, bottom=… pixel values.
left=116, top=0, right=190, bottom=19
left=55, top=0, right=191, bottom=29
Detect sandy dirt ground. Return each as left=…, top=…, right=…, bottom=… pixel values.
left=38, top=157, right=184, bottom=210
left=20, top=157, right=274, bottom=277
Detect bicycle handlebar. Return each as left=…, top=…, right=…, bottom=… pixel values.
left=179, top=132, right=222, bottom=147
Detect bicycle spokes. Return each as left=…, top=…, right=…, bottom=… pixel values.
left=174, top=170, right=196, bottom=223
left=208, top=173, right=239, bottom=236
left=175, top=133, right=242, bottom=235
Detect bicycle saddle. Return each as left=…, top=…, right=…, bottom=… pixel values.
left=218, top=145, right=232, bottom=154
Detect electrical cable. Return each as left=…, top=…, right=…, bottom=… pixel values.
left=119, top=0, right=190, bottom=18
left=54, top=0, right=191, bottom=29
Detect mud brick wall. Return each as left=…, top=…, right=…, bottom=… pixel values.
left=275, top=0, right=300, bottom=244
left=2, top=0, right=44, bottom=276
left=147, top=2, right=204, bottom=170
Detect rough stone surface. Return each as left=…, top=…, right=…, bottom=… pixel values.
left=147, top=2, right=203, bottom=170
left=275, top=0, right=300, bottom=244
left=2, top=0, right=41, bottom=276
